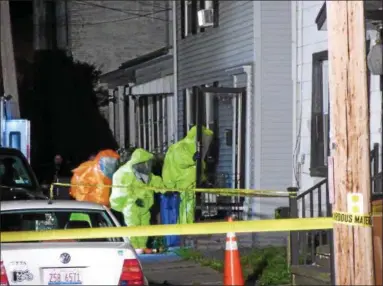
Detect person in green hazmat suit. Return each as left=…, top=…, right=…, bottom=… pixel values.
left=162, top=125, right=214, bottom=225
left=109, top=148, right=163, bottom=252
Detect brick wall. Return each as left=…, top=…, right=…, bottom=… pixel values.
left=68, top=0, right=171, bottom=73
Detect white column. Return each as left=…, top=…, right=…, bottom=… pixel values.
left=108, top=89, right=115, bottom=136
left=117, top=86, right=126, bottom=148
left=127, top=91, right=136, bottom=147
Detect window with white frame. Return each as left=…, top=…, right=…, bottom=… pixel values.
left=129, top=95, right=170, bottom=154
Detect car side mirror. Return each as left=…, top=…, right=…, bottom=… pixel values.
left=41, top=184, right=50, bottom=190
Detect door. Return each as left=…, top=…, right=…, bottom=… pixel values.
left=187, top=86, right=246, bottom=220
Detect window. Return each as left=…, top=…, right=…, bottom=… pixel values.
left=212, top=0, right=219, bottom=27
left=9, top=132, right=21, bottom=150
left=183, top=82, right=219, bottom=136
left=0, top=209, right=122, bottom=242
left=181, top=0, right=197, bottom=38
left=310, top=50, right=329, bottom=177
left=0, top=154, right=33, bottom=187
left=183, top=88, right=197, bottom=135
left=310, top=40, right=371, bottom=178
left=133, top=95, right=170, bottom=154
left=181, top=0, right=219, bottom=38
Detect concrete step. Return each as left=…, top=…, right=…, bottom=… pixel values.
left=316, top=244, right=330, bottom=255
left=291, top=265, right=331, bottom=285
left=315, top=244, right=331, bottom=270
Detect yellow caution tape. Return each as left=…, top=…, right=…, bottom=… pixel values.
left=332, top=211, right=372, bottom=227
left=51, top=182, right=296, bottom=198
left=0, top=217, right=332, bottom=243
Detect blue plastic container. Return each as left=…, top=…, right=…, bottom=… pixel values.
left=160, top=193, right=181, bottom=247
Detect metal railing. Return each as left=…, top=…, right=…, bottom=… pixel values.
left=196, top=173, right=244, bottom=221
left=289, top=143, right=381, bottom=282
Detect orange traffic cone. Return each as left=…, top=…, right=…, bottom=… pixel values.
left=223, top=217, right=244, bottom=286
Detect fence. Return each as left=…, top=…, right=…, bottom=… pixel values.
left=197, top=173, right=244, bottom=221
left=288, top=142, right=381, bottom=284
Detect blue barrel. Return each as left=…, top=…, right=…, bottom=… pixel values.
left=160, top=193, right=181, bottom=247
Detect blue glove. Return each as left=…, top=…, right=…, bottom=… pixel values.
left=193, top=152, right=200, bottom=161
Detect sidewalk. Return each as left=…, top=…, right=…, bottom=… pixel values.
left=140, top=253, right=222, bottom=285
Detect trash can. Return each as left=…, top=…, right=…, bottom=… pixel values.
left=160, top=192, right=181, bottom=247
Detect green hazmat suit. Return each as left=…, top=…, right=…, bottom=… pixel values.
left=109, top=148, right=164, bottom=249
left=162, top=126, right=214, bottom=224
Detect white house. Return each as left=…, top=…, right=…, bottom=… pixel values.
left=292, top=1, right=383, bottom=212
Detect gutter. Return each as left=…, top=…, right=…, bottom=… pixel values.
left=100, top=47, right=172, bottom=85
left=119, top=47, right=170, bottom=69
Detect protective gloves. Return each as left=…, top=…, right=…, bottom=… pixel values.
left=135, top=198, right=145, bottom=207
left=192, top=152, right=200, bottom=161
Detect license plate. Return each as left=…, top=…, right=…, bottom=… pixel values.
left=43, top=268, right=83, bottom=285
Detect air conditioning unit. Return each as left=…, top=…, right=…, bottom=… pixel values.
left=197, top=9, right=214, bottom=28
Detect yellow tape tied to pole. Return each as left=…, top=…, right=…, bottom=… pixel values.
left=332, top=211, right=373, bottom=227
left=0, top=217, right=332, bottom=243
left=51, top=182, right=297, bottom=198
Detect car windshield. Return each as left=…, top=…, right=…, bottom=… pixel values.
left=0, top=154, right=34, bottom=188
left=0, top=208, right=123, bottom=243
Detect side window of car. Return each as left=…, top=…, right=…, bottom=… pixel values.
left=36, top=213, right=58, bottom=231
left=13, top=159, right=30, bottom=184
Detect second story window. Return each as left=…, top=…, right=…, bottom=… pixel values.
left=181, top=0, right=197, bottom=38
left=181, top=0, right=219, bottom=38
left=310, top=50, right=329, bottom=178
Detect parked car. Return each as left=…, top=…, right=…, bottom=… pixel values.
left=0, top=147, right=47, bottom=201
left=0, top=199, right=148, bottom=285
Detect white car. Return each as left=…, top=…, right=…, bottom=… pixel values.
left=0, top=200, right=149, bottom=285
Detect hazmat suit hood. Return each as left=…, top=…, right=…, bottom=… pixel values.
left=184, top=126, right=214, bottom=160
left=128, top=149, right=154, bottom=184
left=69, top=149, right=119, bottom=207
left=94, top=149, right=120, bottom=180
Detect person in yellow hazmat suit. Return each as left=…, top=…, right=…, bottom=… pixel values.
left=162, top=125, right=214, bottom=226
left=109, top=148, right=164, bottom=253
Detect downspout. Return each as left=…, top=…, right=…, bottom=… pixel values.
left=0, top=96, right=4, bottom=146
left=172, top=0, right=179, bottom=142
left=231, top=89, right=237, bottom=189
left=291, top=0, right=298, bottom=187
left=243, top=65, right=252, bottom=189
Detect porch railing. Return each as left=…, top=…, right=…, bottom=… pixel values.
left=289, top=142, right=381, bottom=282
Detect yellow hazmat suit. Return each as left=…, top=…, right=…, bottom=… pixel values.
left=109, top=148, right=163, bottom=250
left=162, top=126, right=213, bottom=224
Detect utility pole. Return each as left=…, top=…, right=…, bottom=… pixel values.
left=0, top=0, right=20, bottom=118
left=327, top=1, right=375, bottom=285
